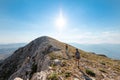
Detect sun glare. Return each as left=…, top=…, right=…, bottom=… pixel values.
left=55, top=9, right=66, bottom=30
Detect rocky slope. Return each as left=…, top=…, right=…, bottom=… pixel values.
left=0, top=36, right=120, bottom=80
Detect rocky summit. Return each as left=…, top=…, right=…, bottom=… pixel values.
left=0, top=36, right=120, bottom=80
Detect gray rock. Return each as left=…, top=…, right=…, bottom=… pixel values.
left=53, top=59, right=61, bottom=65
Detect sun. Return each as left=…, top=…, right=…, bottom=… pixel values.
left=55, top=9, right=66, bottom=30
left=56, top=15, right=65, bottom=28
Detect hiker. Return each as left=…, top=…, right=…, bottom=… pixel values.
left=65, top=44, right=70, bottom=59
left=75, top=48, right=80, bottom=68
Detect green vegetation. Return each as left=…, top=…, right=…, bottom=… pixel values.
left=49, top=52, right=62, bottom=60
left=47, top=72, right=58, bottom=80
left=86, top=69, right=96, bottom=77
left=49, top=53, right=57, bottom=60
left=64, top=71, right=71, bottom=78
left=30, top=63, right=37, bottom=78
left=50, top=62, right=56, bottom=67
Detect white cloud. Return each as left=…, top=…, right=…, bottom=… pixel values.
left=49, top=28, right=120, bottom=44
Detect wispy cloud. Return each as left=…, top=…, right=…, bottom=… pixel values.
left=49, top=28, right=120, bottom=44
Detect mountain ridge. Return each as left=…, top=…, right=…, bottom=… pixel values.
left=0, top=36, right=120, bottom=80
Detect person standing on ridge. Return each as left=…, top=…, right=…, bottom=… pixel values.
left=75, top=48, right=80, bottom=68
left=65, top=44, right=70, bottom=59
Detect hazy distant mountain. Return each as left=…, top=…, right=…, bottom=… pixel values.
left=0, top=36, right=120, bottom=80
left=0, top=43, right=26, bottom=49
left=70, top=43, right=120, bottom=59
left=0, top=43, right=26, bottom=60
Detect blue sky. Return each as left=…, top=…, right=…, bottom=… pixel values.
left=0, top=0, right=120, bottom=44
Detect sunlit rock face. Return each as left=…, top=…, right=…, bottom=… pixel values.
left=0, top=36, right=65, bottom=80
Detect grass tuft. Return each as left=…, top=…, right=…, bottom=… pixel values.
left=47, top=72, right=58, bottom=80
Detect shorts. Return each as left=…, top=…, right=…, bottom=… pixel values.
left=76, top=56, right=80, bottom=59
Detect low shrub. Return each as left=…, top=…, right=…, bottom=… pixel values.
left=99, top=69, right=106, bottom=73
left=100, top=62, right=106, bottom=65
left=64, top=71, right=71, bottom=78
left=86, top=69, right=96, bottom=77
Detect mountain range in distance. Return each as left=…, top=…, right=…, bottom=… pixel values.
left=0, top=43, right=26, bottom=60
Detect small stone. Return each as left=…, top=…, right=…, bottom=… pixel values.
left=74, top=78, right=79, bottom=80
left=54, top=59, right=61, bottom=65
left=14, top=77, right=23, bottom=80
